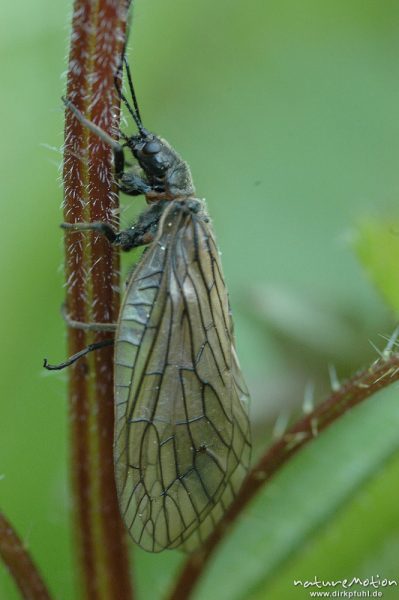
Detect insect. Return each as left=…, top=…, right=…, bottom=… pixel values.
left=45, top=57, right=251, bottom=552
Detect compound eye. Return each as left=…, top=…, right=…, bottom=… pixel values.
left=143, top=140, right=162, bottom=155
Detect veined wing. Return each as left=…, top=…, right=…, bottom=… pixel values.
left=114, top=200, right=251, bottom=552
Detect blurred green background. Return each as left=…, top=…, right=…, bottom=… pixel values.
left=2, top=0, right=399, bottom=598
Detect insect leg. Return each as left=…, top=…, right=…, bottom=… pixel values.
left=62, top=200, right=167, bottom=251
left=118, top=172, right=152, bottom=196
left=61, top=305, right=117, bottom=332
left=47, top=203, right=160, bottom=370
left=63, top=96, right=126, bottom=180
left=61, top=220, right=151, bottom=250
left=63, top=96, right=160, bottom=197
left=61, top=221, right=119, bottom=243
left=43, top=339, right=114, bottom=371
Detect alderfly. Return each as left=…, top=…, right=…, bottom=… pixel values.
left=45, top=57, right=251, bottom=552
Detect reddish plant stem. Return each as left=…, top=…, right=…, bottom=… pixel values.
left=64, top=2, right=96, bottom=596
left=88, top=1, right=132, bottom=598
left=0, top=512, right=53, bottom=600
left=169, top=354, right=399, bottom=599
left=63, top=1, right=133, bottom=599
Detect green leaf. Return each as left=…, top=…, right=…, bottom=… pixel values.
left=354, top=218, right=399, bottom=315
left=249, top=447, right=399, bottom=600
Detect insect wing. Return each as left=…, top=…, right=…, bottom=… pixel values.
left=114, top=201, right=251, bottom=552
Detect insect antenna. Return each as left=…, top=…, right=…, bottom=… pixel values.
left=114, top=54, right=145, bottom=136
left=123, top=55, right=143, bottom=126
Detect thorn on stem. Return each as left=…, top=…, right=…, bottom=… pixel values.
left=328, top=363, right=340, bottom=392
left=302, top=381, right=315, bottom=414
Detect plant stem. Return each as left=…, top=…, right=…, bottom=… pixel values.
left=63, top=1, right=134, bottom=598
left=0, top=512, right=53, bottom=600
left=169, top=353, right=399, bottom=599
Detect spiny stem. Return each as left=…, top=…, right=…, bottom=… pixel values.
left=169, top=352, right=399, bottom=599
left=63, top=1, right=134, bottom=598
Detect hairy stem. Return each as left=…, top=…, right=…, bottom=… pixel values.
left=169, top=352, right=399, bottom=599
left=0, top=512, right=52, bottom=600
left=63, top=1, right=133, bottom=598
